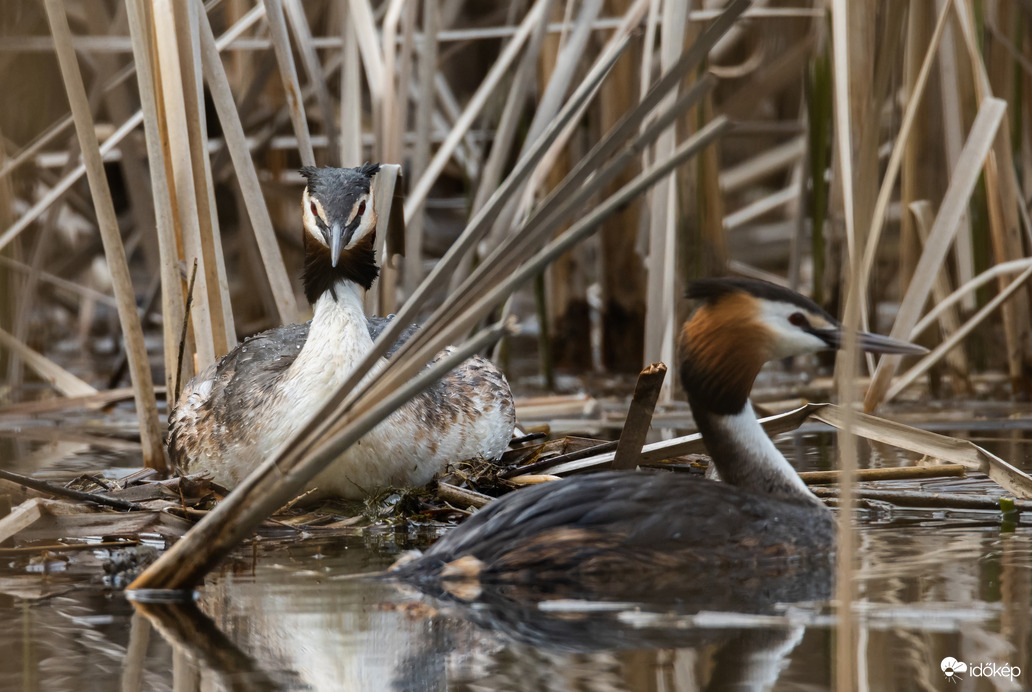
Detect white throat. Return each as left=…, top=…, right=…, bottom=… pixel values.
left=694, top=401, right=822, bottom=506
left=289, top=279, right=374, bottom=391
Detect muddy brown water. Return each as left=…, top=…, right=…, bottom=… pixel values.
left=1, top=411, right=1031, bottom=691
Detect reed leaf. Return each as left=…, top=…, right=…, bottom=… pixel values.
left=865, top=98, right=1007, bottom=411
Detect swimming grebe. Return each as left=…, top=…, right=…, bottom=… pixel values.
left=168, top=164, right=515, bottom=499
left=392, top=277, right=925, bottom=587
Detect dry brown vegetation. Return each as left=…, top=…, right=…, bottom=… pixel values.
left=2, top=4, right=1032, bottom=683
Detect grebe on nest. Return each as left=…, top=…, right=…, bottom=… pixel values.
left=392, top=277, right=924, bottom=587
left=168, top=165, right=515, bottom=499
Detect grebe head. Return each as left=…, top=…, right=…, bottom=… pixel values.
left=679, top=277, right=926, bottom=415
left=299, top=164, right=381, bottom=301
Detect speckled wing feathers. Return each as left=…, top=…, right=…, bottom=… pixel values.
left=167, top=314, right=497, bottom=478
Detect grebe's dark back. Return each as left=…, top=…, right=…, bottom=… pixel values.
left=392, top=277, right=925, bottom=587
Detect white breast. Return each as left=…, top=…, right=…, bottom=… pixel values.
left=181, top=280, right=515, bottom=499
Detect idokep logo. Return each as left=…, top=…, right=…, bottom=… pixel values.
left=940, top=656, right=1021, bottom=684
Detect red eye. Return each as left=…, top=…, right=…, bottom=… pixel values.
left=310, top=201, right=318, bottom=217
left=357, top=201, right=366, bottom=216
left=789, top=312, right=807, bottom=327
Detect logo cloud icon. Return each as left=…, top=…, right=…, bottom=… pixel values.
left=941, top=657, right=968, bottom=682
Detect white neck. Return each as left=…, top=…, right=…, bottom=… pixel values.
left=693, top=401, right=822, bottom=507
left=290, top=280, right=373, bottom=384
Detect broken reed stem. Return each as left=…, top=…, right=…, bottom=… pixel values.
left=798, top=464, right=966, bottom=484
left=0, top=468, right=144, bottom=512
left=612, top=363, right=668, bottom=470
left=42, top=0, right=166, bottom=473
left=436, top=482, right=492, bottom=510
left=810, top=486, right=1032, bottom=512
left=501, top=440, right=618, bottom=478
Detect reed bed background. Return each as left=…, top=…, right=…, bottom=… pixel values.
left=1, top=1, right=1029, bottom=418
left=1, top=0, right=1032, bottom=687
left=1, top=1, right=1030, bottom=410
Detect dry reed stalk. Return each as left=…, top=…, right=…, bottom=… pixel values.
left=612, top=363, right=667, bottom=470
left=0, top=327, right=95, bottom=398
left=900, top=1, right=935, bottom=297
left=865, top=98, right=1007, bottom=412
left=718, top=136, right=806, bottom=193
left=125, top=0, right=190, bottom=396
left=799, top=465, right=967, bottom=484
left=643, top=0, right=687, bottom=404
left=828, top=0, right=862, bottom=686
left=911, top=258, right=1032, bottom=338
left=854, top=3, right=951, bottom=311
left=283, top=0, right=340, bottom=165
left=402, top=0, right=440, bottom=295
left=907, top=201, right=970, bottom=387
left=810, top=405, right=1032, bottom=498
left=197, top=3, right=299, bottom=324
left=152, top=0, right=218, bottom=369
left=952, top=0, right=1032, bottom=397
left=380, top=0, right=408, bottom=167
left=42, top=0, right=165, bottom=471
left=886, top=263, right=1032, bottom=404
left=179, top=0, right=236, bottom=353
left=262, top=0, right=315, bottom=167
left=403, top=0, right=549, bottom=223
left=347, top=0, right=385, bottom=90
left=937, top=0, right=977, bottom=310
left=338, top=3, right=363, bottom=165
left=364, top=164, right=402, bottom=317
left=378, top=0, right=417, bottom=314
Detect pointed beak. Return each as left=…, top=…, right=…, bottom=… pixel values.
left=813, top=328, right=928, bottom=355
left=329, top=222, right=343, bottom=267
left=329, top=218, right=363, bottom=268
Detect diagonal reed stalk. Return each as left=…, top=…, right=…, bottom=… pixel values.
left=42, top=0, right=165, bottom=471
left=865, top=98, right=1007, bottom=411
left=196, top=2, right=299, bottom=324
left=128, top=3, right=747, bottom=590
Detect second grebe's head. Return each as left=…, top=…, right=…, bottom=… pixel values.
left=679, top=277, right=926, bottom=414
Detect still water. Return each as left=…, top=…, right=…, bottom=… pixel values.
left=1, top=421, right=1030, bottom=691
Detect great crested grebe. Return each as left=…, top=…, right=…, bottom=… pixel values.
left=168, top=164, right=515, bottom=498
left=392, top=277, right=925, bottom=586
